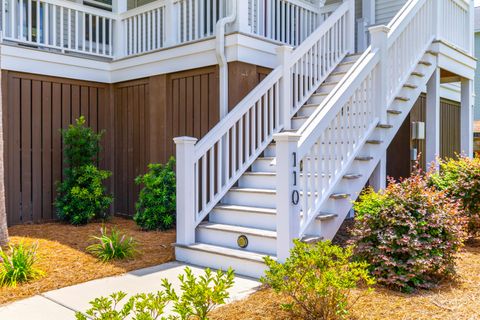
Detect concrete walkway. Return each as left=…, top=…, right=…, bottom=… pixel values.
left=0, top=261, right=261, bottom=320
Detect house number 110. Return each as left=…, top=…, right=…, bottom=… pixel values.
left=292, top=152, right=299, bottom=205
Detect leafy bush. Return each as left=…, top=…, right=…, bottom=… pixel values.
left=55, top=117, right=113, bottom=225
left=429, top=156, right=480, bottom=235
left=75, top=267, right=234, bottom=320
left=261, top=240, right=374, bottom=320
left=352, top=172, right=467, bottom=292
left=0, top=242, right=44, bottom=287
left=134, top=158, right=176, bottom=231
left=86, top=227, right=137, bottom=262
left=163, top=267, right=235, bottom=320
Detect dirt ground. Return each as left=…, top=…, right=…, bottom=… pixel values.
left=0, top=217, right=176, bottom=306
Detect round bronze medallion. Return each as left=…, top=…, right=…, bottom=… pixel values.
left=237, top=235, right=249, bottom=248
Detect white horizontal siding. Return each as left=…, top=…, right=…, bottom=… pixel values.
left=375, top=0, right=407, bottom=25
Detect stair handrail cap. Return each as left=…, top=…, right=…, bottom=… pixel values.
left=273, top=132, right=302, bottom=142
left=368, top=25, right=391, bottom=34
left=173, top=136, right=198, bottom=144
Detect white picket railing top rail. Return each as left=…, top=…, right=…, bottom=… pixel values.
left=119, top=0, right=167, bottom=19
left=37, top=0, right=116, bottom=18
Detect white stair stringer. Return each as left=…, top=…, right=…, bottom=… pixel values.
left=311, top=49, right=438, bottom=240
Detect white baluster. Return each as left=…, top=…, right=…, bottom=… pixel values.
left=174, top=136, right=198, bottom=245
left=274, top=132, right=301, bottom=262
left=369, top=25, right=390, bottom=124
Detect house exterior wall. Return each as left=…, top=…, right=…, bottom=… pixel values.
left=2, top=62, right=270, bottom=225
left=375, top=0, right=407, bottom=25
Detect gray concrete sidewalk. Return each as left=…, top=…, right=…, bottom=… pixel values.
left=0, top=261, right=261, bottom=320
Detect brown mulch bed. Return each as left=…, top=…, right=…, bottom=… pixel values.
left=0, top=217, right=176, bottom=306
left=211, top=221, right=480, bottom=320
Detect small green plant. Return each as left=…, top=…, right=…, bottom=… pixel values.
left=86, top=227, right=137, bottom=262
left=55, top=117, right=113, bottom=225
left=76, top=267, right=235, bottom=320
left=0, top=242, right=44, bottom=287
left=429, top=156, right=480, bottom=235
left=163, top=267, right=235, bottom=320
left=261, top=240, right=374, bottom=320
left=134, top=158, right=176, bottom=231
left=352, top=171, right=467, bottom=292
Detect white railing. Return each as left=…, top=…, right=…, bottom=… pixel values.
left=2, top=0, right=115, bottom=57
left=174, top=0, right=355, bottom=246
left=274, top=0, right=438, bottom=257
left=439, top=0, right=471, bottom=52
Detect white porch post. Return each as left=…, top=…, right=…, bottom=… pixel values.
left=233, top=0, right=250, bottom=34
left=346, top=0, right=355, bottom=53
left=460, top=78, right=474, bottom=157
left=165, top=0, right=179, bottom=47
left=112, top=0, right=127, bottom=59
left=369, top=25, right=390, bottom=124
left=277, top=45, right=294, bottom=130
left=425, top=68, right=440, bottom=170
left=274, top=132, right=301, bottom=262
left=357, top=0, right=375, bottom=52
left=174, top=136, right=198, bottom=245
left=370, top=153, right=387, bottom=191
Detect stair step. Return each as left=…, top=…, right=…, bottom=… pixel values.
left=411, top=71, right=425, bottom=77
left=355, top=156, right=373, bottom=161
left=426, top=50, right=439, bottom=56
left=316, top=212, right=339, bottom=221
left=366, top=139, right=383, bottom=145
left=395, top=96, right=410, bottom=102
left=214, top=204, right=276, bottom=215
left=343, top=173, right=362, bottom=180
left=330, top=193, right=350, bottom=200
left=229, top=187, right=276, bottom=195
left=419, top=60, right=432, bottom=66
left=301, top=235, right=324, bottom=244
left=198, top=222, right=277, bottom=239
left=387, top=109, right=402, bottom=115
left=175, top=243, right=270, bottom=264
left=243, top=171, right=275, bottom=177
left=377, top=123, right=393, bottom=129
left=403, top=83, right=418, bottom=89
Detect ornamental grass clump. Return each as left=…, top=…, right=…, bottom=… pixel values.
left=86, top=227, right=137, bottom=262
left=0, top=242, right=44, bottom=287
left=134, top=157, right=176, bottom=231
left=261, top=240, right=375, bottom=320
left=352, top=171, right=467, bottom=293
left=429, top=156, right=480, bottom=236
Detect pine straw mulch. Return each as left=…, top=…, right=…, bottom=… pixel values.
left=0, top=217, right=176, bottom=306
left=211, top=221, right=480, bottom=320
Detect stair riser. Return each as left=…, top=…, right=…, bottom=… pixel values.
left=222, top=191, right=276, bottom=208
left=335, top=62, right=355, bottom=73
left=210, top=209, right=277, bottom=231
left=251, top=159, right=276, bottom=172
left=326, top=73, right=346, bottom=82
left=292, top=117, right=308, bottom=130
left=238, top=174, right=276, bottom=189
left=297, top=105, right=319, bottom=117
left=307, top=94, right=327, bottom=105
left=263, top=144, right=276, bottom=157
left=317, top=83, right=336, bottom=93
left=175, top=247, right=267, bottom=279
left=196, top=228, right=276, bottom=255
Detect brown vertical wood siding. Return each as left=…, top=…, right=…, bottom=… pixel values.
left=3, top=63, right=274, bottom=224
left=2, top=71, right=113, bottom=225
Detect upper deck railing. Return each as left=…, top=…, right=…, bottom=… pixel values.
left=0, top=0, right=339, bottom=59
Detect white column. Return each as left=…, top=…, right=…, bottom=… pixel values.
left=274, top=132, right=301, bottom=262
left=362, top=0, right=375, bottom=26
left=165, top=0, right=179, bottom=47
left=277, top=45, right=294, bottom=130
left=370, top=153, right=387, bottom=191
left=233, top=0, right=250, bottom=34
left=425, top=68, right=440, bottom=170
left=460, top=78, right=474, bottom=157
left=174, top=136, right=198, bottom=245
left=346, top=0, right=355, bottom=53
left=369, top=25, right=390, bottom=124
left=112, top=0, right=127, bottom=59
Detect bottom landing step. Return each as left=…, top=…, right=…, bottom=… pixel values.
left=175, top=243, right=271, bottom=279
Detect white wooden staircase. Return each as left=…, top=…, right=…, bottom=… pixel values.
left=174, top=0, right=454, bottom=278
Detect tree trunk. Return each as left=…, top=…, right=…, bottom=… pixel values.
left=0, top=58, right=9, bottom=247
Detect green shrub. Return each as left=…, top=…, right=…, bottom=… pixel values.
left=352, top=171, right=467, bottom=293
left=0, top=242, right=44, bottom=287
left=163, top=267, right=235, bottom=320
left=86, top=227, right=137, bottom=262
left=429, top=156, right=480, bottom=235
left=134, top=158, right=176, bottom=231
left=261, top=240, right=374, bottom=320
left=55, top=117, right=113, bottom=225
left=75, top=267, right=234, bottom=320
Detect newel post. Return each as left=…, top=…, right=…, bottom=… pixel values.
left=174, top=136, right=198, bottom=245
left=369, top=25, right=390, bottom=124
left=346, top=0, right=355, bottom=53
left=274, top=132, right=301, bottom=262
left=277, top=45, right=294, bottom=130
left=165, top=0, right=179, bottom=47
left=112, top=0, right=127, bottom=59
left=233, top=0, right=250, bottom=34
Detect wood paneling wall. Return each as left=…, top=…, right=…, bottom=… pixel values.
left=2, top=71, right=113, bottom=225
left=3, top=63, right=273, bottom=224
